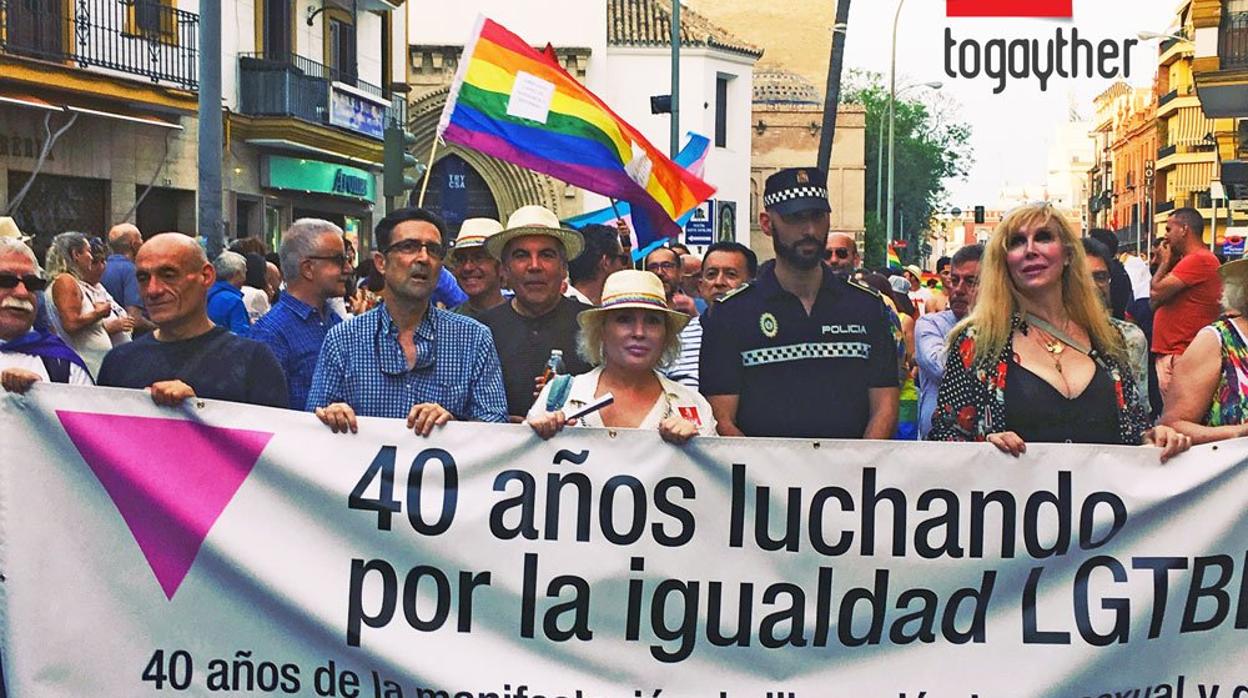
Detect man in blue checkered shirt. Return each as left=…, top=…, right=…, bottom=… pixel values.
left=250, top=218, right=351, bottom=410
left=307, top=208, right=508, bottom=435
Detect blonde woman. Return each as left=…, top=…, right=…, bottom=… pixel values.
left=45, top=233, right=134, bottom=377
left=928, top=203, right=1189, bottom=461
left=527, top=270, right=715, bottom=444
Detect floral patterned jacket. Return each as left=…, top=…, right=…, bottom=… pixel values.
left=926, top=315, right=1150, bottom=444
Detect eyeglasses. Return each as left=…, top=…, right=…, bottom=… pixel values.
left=824, top=248, right=851, bottom=260
left=385, top=239, right=446, bottom=259
left=646, top=261, right=678, bottom=272
left=306, top=253, right=351, bottom=267
left=0, top=273, right=48, bottom=292
left=1091, top=271, right=1112, bottom=283
left=948, top=274, right=978, bottom=289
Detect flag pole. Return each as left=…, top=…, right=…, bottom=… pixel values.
left=417, top=137, right=440, bottom=208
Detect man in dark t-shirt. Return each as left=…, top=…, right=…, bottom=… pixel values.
left=479, top=205, right=591, bottom=417
left=97, top=233, right=288, bottom=408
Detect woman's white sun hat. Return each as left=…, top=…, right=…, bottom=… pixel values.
left=576, top=269, right=691, bottom=332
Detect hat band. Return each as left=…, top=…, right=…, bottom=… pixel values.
left=601, top=291, right=669, bottom=311
left=763, top=186, right=829, bottom=209
left=454, top=234, right=488, bottom=248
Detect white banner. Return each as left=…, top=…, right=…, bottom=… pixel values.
left=3, top=384, right=1247, bottom=697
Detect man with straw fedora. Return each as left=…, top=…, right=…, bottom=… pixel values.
left=479, top=205, right=593, bottom=418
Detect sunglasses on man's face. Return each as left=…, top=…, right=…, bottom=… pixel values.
left=824, top=248, right=851, bottom=260
left=0, top=273, right=48, bottom=292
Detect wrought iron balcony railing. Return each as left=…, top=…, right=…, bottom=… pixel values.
left=0, top=0, right=198, bottom=89
left=238, top=52, right=387, bottom=128
left=1221, top=10, right=1248, bottom=70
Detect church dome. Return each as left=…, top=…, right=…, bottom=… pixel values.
left=753, top=68, right=821, bottom=106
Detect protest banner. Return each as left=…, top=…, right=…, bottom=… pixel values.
left=2, top=384, right=1247, bottom=697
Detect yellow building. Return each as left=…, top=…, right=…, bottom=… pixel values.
left=1151, top=0, right=1244, bottom=243
left=0, top=0, right=200, bottom=244
left=1192, top=0, right=1248, bottom=207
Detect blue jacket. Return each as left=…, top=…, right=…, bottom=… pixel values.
left=206, top=280, right=251, bottom=337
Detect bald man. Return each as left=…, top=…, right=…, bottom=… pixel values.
left=97, top=233, right=288, bottom=408
left=824, top=232, right=860, bottom=275
left=102, top=222, right=155, bottom=334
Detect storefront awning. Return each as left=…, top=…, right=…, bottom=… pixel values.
left=0, top=90, right=182, bottom=130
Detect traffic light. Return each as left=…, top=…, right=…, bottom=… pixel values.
left=383, top=124, right=420, bottom=200
left=973, top=205, right=986, bottom=224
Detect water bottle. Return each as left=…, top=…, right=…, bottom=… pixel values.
left=542, top=349, right=566, bottom=383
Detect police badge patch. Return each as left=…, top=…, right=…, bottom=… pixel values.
left=759, top=312, right=779, bottom=338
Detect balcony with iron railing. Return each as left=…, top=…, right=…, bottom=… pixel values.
left=1222, top=10, right=1248, bottom=70
left=238, top=52, right=387, bottom=128
left=0, top=0, right=198, bottom=89
left=1158, top=144, right=1178, bottom=160
left=1156, top=200, right=1176, bottom=214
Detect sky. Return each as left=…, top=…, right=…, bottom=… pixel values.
left=839, top=0, right=1183, bottom=208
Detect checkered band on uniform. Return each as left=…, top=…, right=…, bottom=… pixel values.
left=741, top=341, right=871, bottom=367
left=763, top=187, right=829, bottom=209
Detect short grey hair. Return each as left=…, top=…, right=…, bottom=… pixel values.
left=279, top=218, right=343, bottom=279
left=213, top=250, right=248, bottom=281
left=1224, top=279, right=1248, bottom=317
left=0, top=237, right=39, bottom=269
left=45, top=232, right=90, bottom=279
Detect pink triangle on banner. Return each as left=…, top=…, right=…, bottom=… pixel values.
left=56, top=411, right=274, bottom=600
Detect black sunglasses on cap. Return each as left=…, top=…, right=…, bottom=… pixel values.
left=0, top=273, right=48, bottom=292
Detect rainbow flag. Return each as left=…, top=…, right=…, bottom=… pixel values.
left=886, top=244, right=902, bottom=270
left=562, top=132, right=710, bottom=255
left=437, top=16, right=715, bottom=242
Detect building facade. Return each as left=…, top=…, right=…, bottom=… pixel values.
left=1109, top=94, right=1158, bottom=252
left=223, top=0, right=407, bottom=250
left=0, top=0, right=201, bottom=251
left=1192, top=0, right=1248, bottom=210
left=1, top=0, right=408, bottom=253
left=1153, top=0, right=1245, bottom=244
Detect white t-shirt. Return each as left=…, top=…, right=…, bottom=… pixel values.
left=0, top=348, right=94, bottom=386
left=529, top=366, right=717, bottom=436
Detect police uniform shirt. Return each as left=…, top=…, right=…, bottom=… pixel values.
left=699, top=261, right=899, bottom=438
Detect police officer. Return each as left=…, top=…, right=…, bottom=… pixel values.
left=699, top=167, right=899, bottom=438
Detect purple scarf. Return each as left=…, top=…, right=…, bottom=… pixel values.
left=0, top=330, right=90, bottom=372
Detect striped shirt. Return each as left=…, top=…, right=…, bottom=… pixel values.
left=306, top=305, right=508, bottom=422
left=665, top=315, right=701, bottom=390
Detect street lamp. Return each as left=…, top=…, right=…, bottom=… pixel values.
left=876, top=81, right=941, bottom=218
left=886, top=0, right=907, bottom=249
left=1136, top=30, right=1189, bottom=42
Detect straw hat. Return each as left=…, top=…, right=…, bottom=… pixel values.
left=904, top=264, right=923, bottom=279
left=0, top=217, right=28, bottom=241
left=449, top=218, right=503, bottom=262
left=484, top=205, right=584, bottom=261
left=1219, top=258, right=1248, bottom=288
left=576, top=269, right=691, bottom=332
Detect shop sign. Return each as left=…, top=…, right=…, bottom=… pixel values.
left=263, top=155, right=375, bottom=202
left=329, top=83, right=387, bottom=140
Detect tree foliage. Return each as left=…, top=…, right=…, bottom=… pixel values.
left=846, top=70, right=973, bottom=267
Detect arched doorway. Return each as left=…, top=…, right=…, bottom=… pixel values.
left=417, top=154, right=500, bottom=236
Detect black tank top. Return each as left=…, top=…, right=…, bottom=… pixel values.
left=1004, top=360, right=1121, bottom=444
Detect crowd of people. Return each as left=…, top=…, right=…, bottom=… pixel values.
left=2, top=165, right=1243, bottom=458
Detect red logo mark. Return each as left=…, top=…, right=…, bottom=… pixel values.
left=947, top=0, right=1072, bottom=17
left=678, top=406, right=702, bottom=427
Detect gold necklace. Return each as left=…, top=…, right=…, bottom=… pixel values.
left=1029, top=326, right=1074, bottom=395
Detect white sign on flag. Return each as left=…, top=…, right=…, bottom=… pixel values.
left=506, top=71, right=556, bottom=124
left=2, top=385, right=1247, bottom=696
